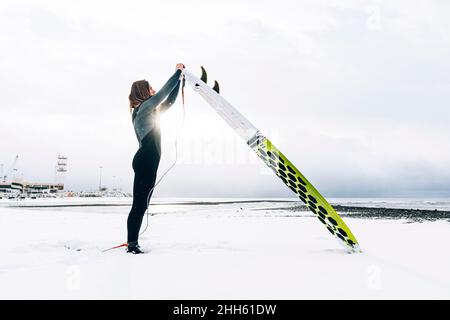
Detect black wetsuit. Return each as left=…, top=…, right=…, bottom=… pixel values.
left=127, top=69, right=182, bottom=245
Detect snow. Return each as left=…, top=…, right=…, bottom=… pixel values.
left=1, top=199, right=450, bottom=299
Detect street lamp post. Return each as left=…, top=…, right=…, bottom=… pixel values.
left=99, top=166, right=103, bottom=191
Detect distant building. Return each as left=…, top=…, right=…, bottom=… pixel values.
left=0, top=181, right=64, bottom=199
left=0, top=183, right=17, bottom=199
left=0, top=154, right=68, bottom=199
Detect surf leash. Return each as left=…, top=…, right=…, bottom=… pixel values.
left=101, top=243, right=128, bottom=253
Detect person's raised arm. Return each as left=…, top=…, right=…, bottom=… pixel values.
left=157, top=80, right=181, bottom=113
left=137, top=64, right=184, bottom=117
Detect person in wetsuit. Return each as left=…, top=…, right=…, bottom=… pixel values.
left=127, top=63, right=185, bottom=254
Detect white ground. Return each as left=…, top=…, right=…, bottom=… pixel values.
left=1, top=199, right=450, bottom=299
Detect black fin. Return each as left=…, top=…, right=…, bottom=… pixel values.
left=212, top=80, right=220, bottom=94
left=200, top=66, right=207, bottom=83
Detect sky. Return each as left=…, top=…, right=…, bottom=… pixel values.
left=1, top=0, right=449, bottom=198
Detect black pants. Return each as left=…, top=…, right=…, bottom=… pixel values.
left=127, top=131, right=161, bottom=244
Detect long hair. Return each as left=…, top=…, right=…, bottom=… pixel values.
left=129, top=80, right=151, bottom=113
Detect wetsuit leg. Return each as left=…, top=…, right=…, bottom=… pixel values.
left=127, top=137, right=161, bottom=243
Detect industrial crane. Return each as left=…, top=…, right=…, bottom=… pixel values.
left=2, top=155, right=19, bottom=183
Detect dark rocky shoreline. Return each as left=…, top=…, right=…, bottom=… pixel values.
left=335, top=205, right=450, bottom=222
left=254, top=204, right=450, bottom=222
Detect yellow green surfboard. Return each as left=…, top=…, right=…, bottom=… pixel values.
left=183, top=67, right=360, bottom=253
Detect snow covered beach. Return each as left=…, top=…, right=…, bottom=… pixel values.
left=1, top=198, right=450, bottom=299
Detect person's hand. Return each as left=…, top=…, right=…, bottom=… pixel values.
left=176, top=63, right=185, bottom=71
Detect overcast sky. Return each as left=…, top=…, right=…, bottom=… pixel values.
left=1, top=0, right=449, bottom=198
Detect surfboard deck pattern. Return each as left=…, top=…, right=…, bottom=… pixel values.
left=183, top=67, right=360, bottom=253
left=248, top=133, right=359, bottom=251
